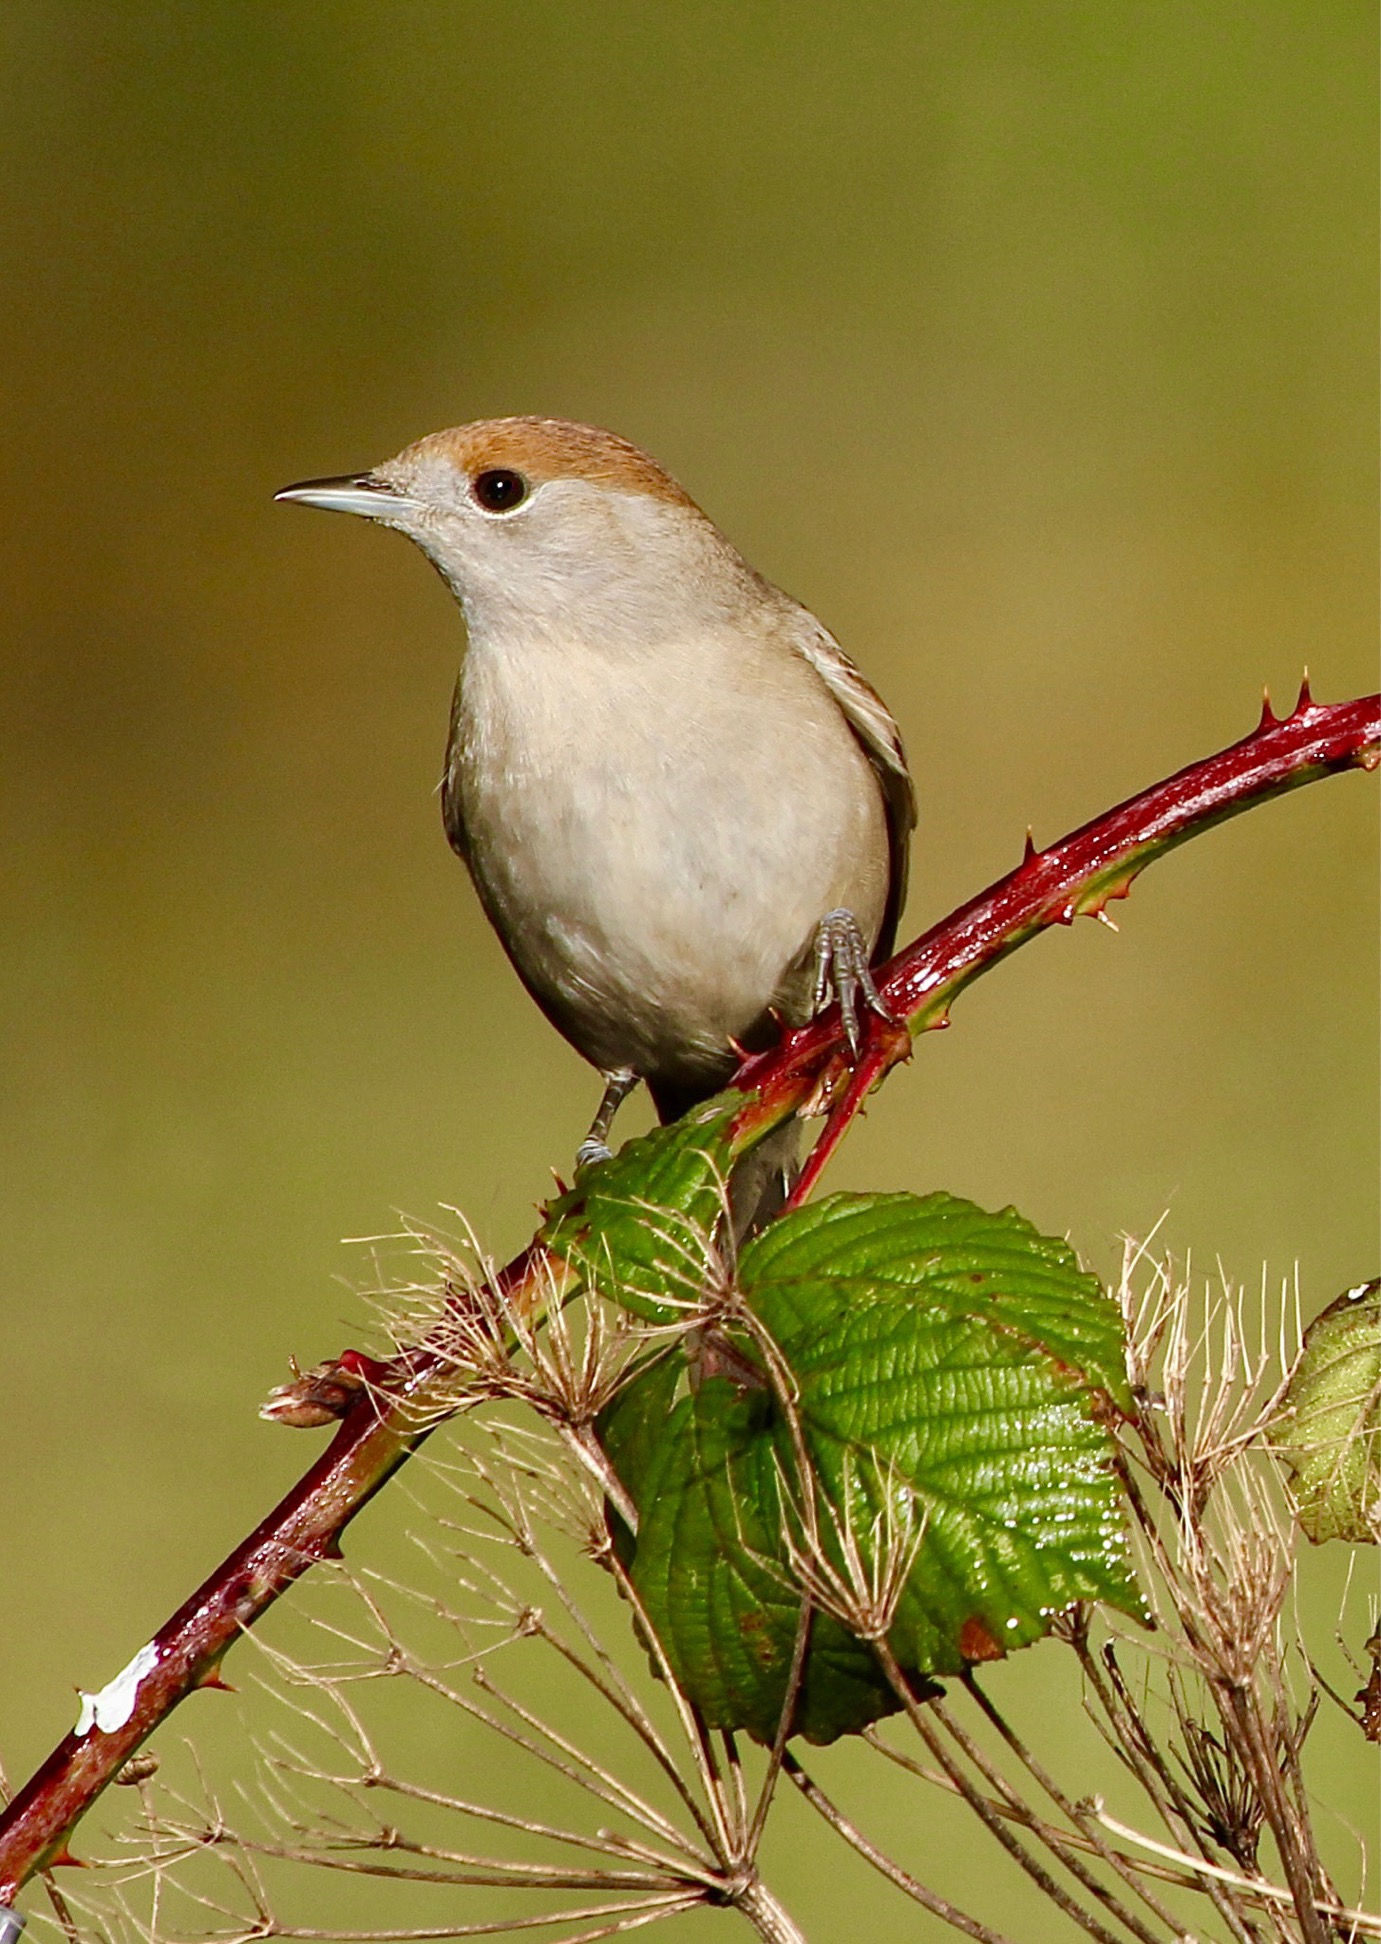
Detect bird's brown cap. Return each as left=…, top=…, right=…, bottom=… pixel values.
left=399, top=416, right=700, bottom=509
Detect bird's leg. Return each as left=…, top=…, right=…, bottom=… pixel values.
left=575, top=1066, right=640, bottom=1170
left=811, top=908, right=895, bottom=1058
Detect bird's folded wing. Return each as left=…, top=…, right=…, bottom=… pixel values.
left=793, top=620, right=917, bottom=958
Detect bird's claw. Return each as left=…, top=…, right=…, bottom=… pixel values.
left=575, top=1136, right=613, bottom=1171
left=812, top=908, right=895, bottom=1059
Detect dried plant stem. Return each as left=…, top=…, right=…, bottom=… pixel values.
left=37, top=1877, right=81, bottom=1944
left=441, top=1450, right=700, bottom=1837
left=210, top=1832, right=682, bottom=1896
left=522, top=1614, right=720, bottom=1856
left=1117, top=1345, right=1340, bottom=1942
left=732, top=1882, right=807, bottom=1944
left=1093, top=1813, right=1381, bottom=1938
left=590, top=1544, right=808, bottom=1934
left=1216, top=1686, right=1327, bottom=1944
left=927, top=1697, right=1165, bottom=1944
left=746, top=1597, right=813, bottom=1856
left=1072, top=1634, right=1262, bottom=1944
left=253, top=1896, right=704, bottom=1938
left=781, top=1754, right=1018, bottom=1944
left=450, top=1664, right=703, bottom=1871
left=560, top=1424, right=640, bottom=1532
left=871, top=1640, right=1131, bottom=1944
left=863, top=1727, right=1242, bottom=1900
left=958, top=1672, right=1186, bottom=1937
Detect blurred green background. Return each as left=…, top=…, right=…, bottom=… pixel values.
left=1, top=4, right=1376, bottom=1937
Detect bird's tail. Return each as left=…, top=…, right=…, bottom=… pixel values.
left=725, top=1116, right=805, bottom=1244
left=648, top=1076, right=803, bottom=1248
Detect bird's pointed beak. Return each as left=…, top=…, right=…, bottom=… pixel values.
left=274, top=472, right=416, bottom=519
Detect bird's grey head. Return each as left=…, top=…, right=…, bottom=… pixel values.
left=276, top=416, right=759, bottom=643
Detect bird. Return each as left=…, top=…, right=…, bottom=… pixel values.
left=277, top=418, right=914, bottom=1228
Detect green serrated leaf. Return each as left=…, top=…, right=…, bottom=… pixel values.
left=540, top=1095, right=738, bottom=1322
left=741, top=1191, right=1134, bottom=1414
left=598, top=1350, right=682, bottom=1569
left=607, top=1189, right=1142, bottom=1743
left=615, top=1375, right=901, bottom=1743
left=1273, top=1279, right=1381, bottom=1545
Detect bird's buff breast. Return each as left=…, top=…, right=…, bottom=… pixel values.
left=448, top=629, right=888, bottom=1086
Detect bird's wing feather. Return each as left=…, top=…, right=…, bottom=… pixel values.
left=793, top=620, right=917, bottom=960
left=440, top=676, right=471, bottom=864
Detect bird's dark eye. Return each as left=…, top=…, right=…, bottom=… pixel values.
left=471, top=468, right=529, bottom=513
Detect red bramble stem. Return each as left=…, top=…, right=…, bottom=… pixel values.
left=0, top=685, right=1375, bottom=1907
left=734, top=682, right=1378, bottom=1187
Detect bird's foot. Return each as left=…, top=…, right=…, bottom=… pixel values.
left=811, top=908, right=895, bottom=1058
left=575, top=1066, right=639, bottom=1172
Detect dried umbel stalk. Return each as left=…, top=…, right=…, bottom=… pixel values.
left=1072, top=1246, right=1373, bottom=1944
left=33, top=1405, right=815, bottom=1944
left=774, top=1451, right=926, bottom=1646
left=27, top=1238, right=1377, bottom=1944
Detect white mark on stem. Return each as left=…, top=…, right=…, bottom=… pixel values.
left=75, top=1641, right=159, bottom=1736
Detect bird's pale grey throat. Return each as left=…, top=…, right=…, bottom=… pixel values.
left=277, top=415, right=916, bottom=1232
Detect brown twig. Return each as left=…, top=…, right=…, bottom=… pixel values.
left=870, top=1639, right=1130, bottom=1944
left=958, top=1670, right=1186, bottom=1937
left=782, top=1752, right=1018, bottom=1944
left=0, top=686, right=1375, bottom=1907
left=860, top=1723, right=1267, bottom=1902
left=1080, top=1638, right=1262, bottom=1944
left=928, top=1695, right=1165, bottom=1944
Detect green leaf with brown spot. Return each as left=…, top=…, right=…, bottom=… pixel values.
left=600, top=1190, right=1143, bottom=1743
